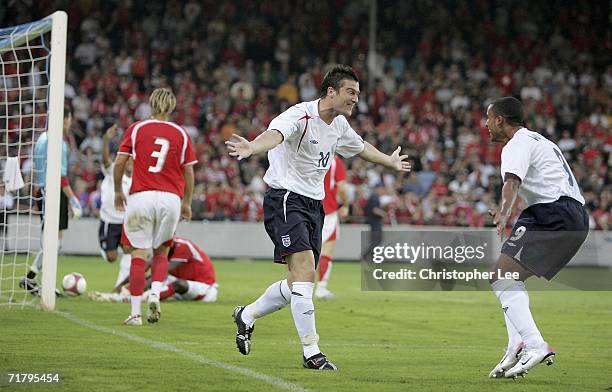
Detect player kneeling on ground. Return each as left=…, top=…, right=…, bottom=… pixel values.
left=91, top=236, right=217, bottom=303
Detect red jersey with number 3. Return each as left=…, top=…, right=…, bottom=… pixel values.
left=118, top=119, right=197, bottom=197
left=322, top=156, right=347, bottom=214
left=169, top=237, right=216, bottom=285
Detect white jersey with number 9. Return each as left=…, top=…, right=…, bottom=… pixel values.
left=500, top=127, right=584, bottom=207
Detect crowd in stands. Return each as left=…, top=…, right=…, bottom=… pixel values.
left=2, top=0, right=610, bottom=229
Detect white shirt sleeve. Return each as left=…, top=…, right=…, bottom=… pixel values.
left=266, top=105, right=305, bottom=141
left=336, top=120, right=365, bottom=158
left=501, top=137, right=531, bottom=181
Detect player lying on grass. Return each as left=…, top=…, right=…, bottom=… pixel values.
left=90, top=236, right=217, bottom=303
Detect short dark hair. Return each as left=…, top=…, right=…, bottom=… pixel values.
left=490, top=96, right=524, bottom=126
left=319, top=64, right=359, bottom=98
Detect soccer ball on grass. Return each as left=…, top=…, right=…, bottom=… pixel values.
left=62, top=272, right=87, bottom=295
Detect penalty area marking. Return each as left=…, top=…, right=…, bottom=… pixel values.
left=55, top=310, right=308, bottom=392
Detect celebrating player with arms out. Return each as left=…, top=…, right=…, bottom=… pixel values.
left=114, top=88, right=197, bottom=326
left=486, top=97, right=588, bottom=378
left=226, top=65, right=411, bottom=370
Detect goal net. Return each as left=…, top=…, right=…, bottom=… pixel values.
left=0, top=12, right=67, bottom=310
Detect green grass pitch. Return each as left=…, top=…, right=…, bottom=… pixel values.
left=1, top=256, right=611, bottom=391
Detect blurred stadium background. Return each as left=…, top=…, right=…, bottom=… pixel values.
left=1, top=2, right=611, bottom=391
left=1, top=0, right=609, bottom=232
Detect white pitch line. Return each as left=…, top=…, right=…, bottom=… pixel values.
left=55, top=311, right=308, bottom=392
left=176, top=340, right=478, bottom=350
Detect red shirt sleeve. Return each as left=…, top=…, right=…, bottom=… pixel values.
left=118, top=123, right=136, bottom=156
left=335, top=157, right=347, bottom=182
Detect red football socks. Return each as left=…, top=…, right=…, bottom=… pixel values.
left=129, top=257, right=146, bottom=295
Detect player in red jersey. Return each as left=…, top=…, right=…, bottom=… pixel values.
left=92, top=236, right=218, bottom=303
left=162, top=237, right=218, bottom=302
left=316, top=155, right=349, bottom=299
left=114, top=88, right=197, bottom=325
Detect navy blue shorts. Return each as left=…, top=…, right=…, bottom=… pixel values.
left=37, top=189, right=69, bottom=231
left=501, top=196, right=589, bottom=280
left=99, top=221, right=123, bottom=252
left=263, top=188, right=324, bottom=266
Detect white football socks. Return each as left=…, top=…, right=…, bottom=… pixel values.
left=115, top=253, right=131, bottom=288
left=32, top=250, right=43, bottom=273
left=492, top=279, right=544, bottom=349
left=291, top=282, right=320, bottom=359
left=150, top=281, right=163, bottom=299
left=130, top=295, right=141, bottom=317
left=242, top=279, right=291, bottom=326
left=504, top=313, right=522, bottom=350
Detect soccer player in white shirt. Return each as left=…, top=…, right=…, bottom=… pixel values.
left=99, top=124, right=133, bottom=292
left=485, top=97, right=589, bottom=379
left=226, top=65, right=411, bottom=370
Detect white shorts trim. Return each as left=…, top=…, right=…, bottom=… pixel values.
left=322, top=211, right=339, bottom=243
left=123, top=191, right=181, bottom=249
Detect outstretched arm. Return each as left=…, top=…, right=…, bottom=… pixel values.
left=489, top=173, right=521, bottom=240
left=225, top=130, right=283, bottom=160
left=358, top=142, right=412, bottom=172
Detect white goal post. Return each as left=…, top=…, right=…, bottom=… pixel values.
left=40, top=11, right=67, bottom=311
left=0, top=11, right=67, bottom=310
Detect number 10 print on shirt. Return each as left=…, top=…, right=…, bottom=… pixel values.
left=318, top=151, right=331, bottom=168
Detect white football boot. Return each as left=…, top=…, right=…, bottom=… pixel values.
left=314, top=286, right=335, bottom=300
left=147, top=294, right=161, bottom=324
left=505, top=342, right=555, bottom=379
left=489, top=342, right=524, bottom=378
left=123, top=315, right=142, bottom=326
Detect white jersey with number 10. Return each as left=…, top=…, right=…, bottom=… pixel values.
left=264, top=99, right=364, bottom=200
